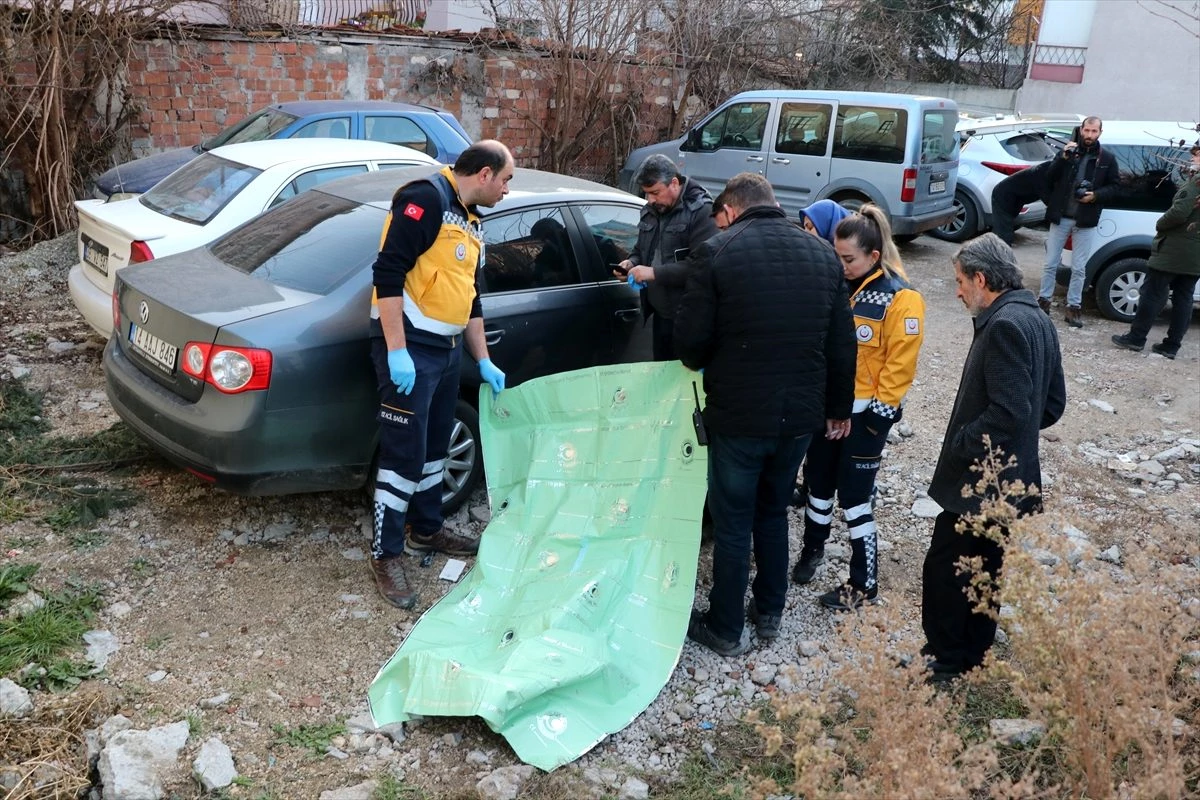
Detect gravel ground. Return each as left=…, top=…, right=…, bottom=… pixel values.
left=2, top=227, right=1198, bottom=797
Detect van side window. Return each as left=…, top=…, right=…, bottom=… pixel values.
left=775, top=103, right=832, bottom=155
left=920, top=110, right=958, bottom=164
left=833, top=106, right=908, bottom=164
left=696, top=102, right=770, bottom=152
left=1104, top=145, right=1186, bottom=213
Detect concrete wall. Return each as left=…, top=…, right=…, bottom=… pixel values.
left=1017, top=0, right=1200, bottom=121
left=872, top=80, right=1020, bottom=115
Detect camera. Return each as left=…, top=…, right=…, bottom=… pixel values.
left=1075, top=180, right=1093, bottom=199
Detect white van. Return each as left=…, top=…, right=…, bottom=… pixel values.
left=619, top=90, right=960, bottom=236
left=1057, top=120, right=1200, bottom=321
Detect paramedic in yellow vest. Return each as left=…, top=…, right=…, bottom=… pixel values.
left=792, top=203, right=925, bottom=611
left=367, top=141, right=513, bottom=609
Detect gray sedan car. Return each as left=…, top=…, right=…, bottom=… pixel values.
left=104, top=166, right=651, bottom=512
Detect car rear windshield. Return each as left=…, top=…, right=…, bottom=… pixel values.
left=210, top=191, right=386, bottom=294
left=920, top=110, right=958, bottom=164
left=203, top=107, right=299, bottom=150
left=1000, top=132, right=1058, bottom=161
left=139, top=154, right=262, bottom=225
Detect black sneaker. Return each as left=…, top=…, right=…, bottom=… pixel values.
left=1111, top=334, right=1144, bottom=353
left=818, top=583, right=878, bottom=611
left=746, top=603, right=782, bottom=641
left=687, top=610, right=750, bottom=656
left=1151, top=343, right=1178, bottom=360
left=791, top=548, right=824, bottom=585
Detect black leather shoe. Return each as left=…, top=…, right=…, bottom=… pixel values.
left=1111, top=334, right=1144, bottom=352
left=791, top=548, right=824, bottom=585
left=1151, top=343, right=1178, bottom=360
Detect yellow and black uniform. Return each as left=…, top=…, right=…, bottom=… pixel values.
left=371, top=166, right=484, bottom=347
left=368, top=167, right=484, bottom=561
left=798, top=267, right=925, bottom=603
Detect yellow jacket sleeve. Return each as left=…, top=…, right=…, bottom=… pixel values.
left=869, top=287, right=925, bottom=418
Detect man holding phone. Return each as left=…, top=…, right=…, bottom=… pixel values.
left=1039, top=116, right=1116, bottom=328
left=614, top=154, right=719, bottom=359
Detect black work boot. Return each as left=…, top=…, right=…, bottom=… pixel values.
left=791, top=547, right=825, bottom=585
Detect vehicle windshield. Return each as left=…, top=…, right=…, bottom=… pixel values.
left=921, top=110, right=959, bottom=164
left=201, top=107, right=299, bottom=151
left=210, top=191, right=386, bottom=294
left=139, top=154, right=261, bottom=226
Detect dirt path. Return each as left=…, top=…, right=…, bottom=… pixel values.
left=2, top=228, right=1197, bottom=797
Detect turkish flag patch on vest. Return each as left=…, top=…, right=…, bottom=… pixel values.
left=403, top=203, right=424, bottom=221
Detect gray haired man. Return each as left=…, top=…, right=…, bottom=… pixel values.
left=921, top=233, right=1066, bottom=681
left=614, top=154, right=719, bottom=359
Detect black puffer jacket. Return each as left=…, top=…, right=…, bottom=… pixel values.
left=630, top=176, right=719, bottom=320
left=674, top=206, right=857, bottom=438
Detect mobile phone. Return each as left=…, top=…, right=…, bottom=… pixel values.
left=610, top=262, right=630, bottom=275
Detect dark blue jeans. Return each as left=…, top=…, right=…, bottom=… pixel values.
left=1126, top=268, right=1198, bottom=353
left=705, top=431, right=812, bottom=641
left=369, top=337, right=462, bottom=558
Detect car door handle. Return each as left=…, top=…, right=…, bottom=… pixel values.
left=614, top=308, right=640, bottom=320
left=772, top=157, right=791, bottom=165
left=484, top=330, right=503, bottom=346
left=746, top=155, right=765, bottom=163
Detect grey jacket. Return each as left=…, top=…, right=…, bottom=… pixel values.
left=629, top=176, right=719, bottom=320
left=929, top=289, right=1066, bottom=516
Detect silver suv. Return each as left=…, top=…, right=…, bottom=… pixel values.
left=929, top=115, right=1079, bottom=243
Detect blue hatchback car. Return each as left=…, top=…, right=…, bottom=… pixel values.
left=94, top=100, right=473, bottom=199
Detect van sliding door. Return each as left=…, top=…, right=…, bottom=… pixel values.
left=766, top=101, right=835, bottom=217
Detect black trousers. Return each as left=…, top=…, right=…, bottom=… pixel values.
left=921, top=510, right=1006, bottom=670
left=652, top=313, right=675, bottom=361
left=1125, top=268, right=1198, bottom=354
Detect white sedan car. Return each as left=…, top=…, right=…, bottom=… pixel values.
left=69, top=138, right=437, bottom=338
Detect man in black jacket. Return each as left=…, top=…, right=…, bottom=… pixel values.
left=674, top=172, right=857, bottom=656
left=1039, top=117, right=1117, bottom=328
left=922, top=233, right=1066, bottom=682
left=615, top=154, right=720, bottom=359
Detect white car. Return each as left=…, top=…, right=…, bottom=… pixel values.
left=1057, top=120, right=1200, bottom=322
left=69, top=138, right=437, bottom=338
left=929, top=114, right=1080, bottom=243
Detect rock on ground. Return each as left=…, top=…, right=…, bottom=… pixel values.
left=0, top=678, right=33, bottom=717
left=192, top=737, right=237, bottom=791
left=98, top=720, right=189, bottom=800
left=476, top=765, right=536, bottom=800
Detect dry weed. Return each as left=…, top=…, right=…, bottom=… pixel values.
left=0, top=686, right=115, bottom=799
left=749, top=446, right=1199, bottom=799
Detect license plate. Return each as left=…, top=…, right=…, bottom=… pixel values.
left=929, top=180, right=947, bottom=194
left=81, top=234, right=109, bottom=275
left=129, top=323, right=178, bottom=374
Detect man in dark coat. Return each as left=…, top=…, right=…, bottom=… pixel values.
left=1039, top=116, right=1118, bottom=328
left=674, top=172, right=857, bottom=656
left=1112, top=145, right=1200, bottom=360
left=989, top=158, right=1053, bottom=245
left=922, top=233, right=1066, bottom=682
left=615, top=154, right=720, bottom=359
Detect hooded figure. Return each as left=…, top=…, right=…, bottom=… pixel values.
left=798, top=200, right=853, bottom=244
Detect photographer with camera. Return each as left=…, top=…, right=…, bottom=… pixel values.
left=1038, top=116, right=1116, bottom=328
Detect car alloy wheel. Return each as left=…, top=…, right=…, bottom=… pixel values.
left=929, top=190, right=978, bottom=243
left=441, top=399, right=483, bottom=514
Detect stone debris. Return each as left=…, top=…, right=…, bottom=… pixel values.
left=199, top=692, right=231, bottom=710
left=469, top=504, right=492, bottom=524
left=1097, top=545, right=1121, bottom=564
left=1087, top=399, right=1115, bottom=414
left=476, top=764, right=536, bottom=800
left=911, top=497, right=942, bottom=518
left=84, top=629, right=120, bottom=670
left=192, top=737, right=237, bottom=791
left=98, top=720, right=189, bottom=800
left=619, top=776, right=651, bottom=799
left=0, top=678, right=33, bottom=717
left=319, top=780, right=379, bottom=800
left=990, top=718, right=1046, bottom=746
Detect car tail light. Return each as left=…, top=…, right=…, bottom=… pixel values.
left=900, top=168, right=918, bottom=202
left=111, top=289, right=120, bottom=333
left=129, top=241, right=154, bottom=263
left=181, top=342, right=272, bottom=393
left=981, top=161, right=1029, bottom=176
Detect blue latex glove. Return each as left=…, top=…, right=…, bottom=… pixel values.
left=627, top=273, right=647, bottom=290
left=478, top=358, right=506, bottom=395
left=387, top=348, right=416, bottom=395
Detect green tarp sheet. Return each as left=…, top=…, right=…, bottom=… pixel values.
left=368, top=362, right=708, bottom=771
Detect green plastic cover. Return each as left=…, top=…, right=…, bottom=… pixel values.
left=368, top=362, right=708, bottom=771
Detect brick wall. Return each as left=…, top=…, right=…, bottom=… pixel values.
left=118, top=31, right=682, bottom=184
